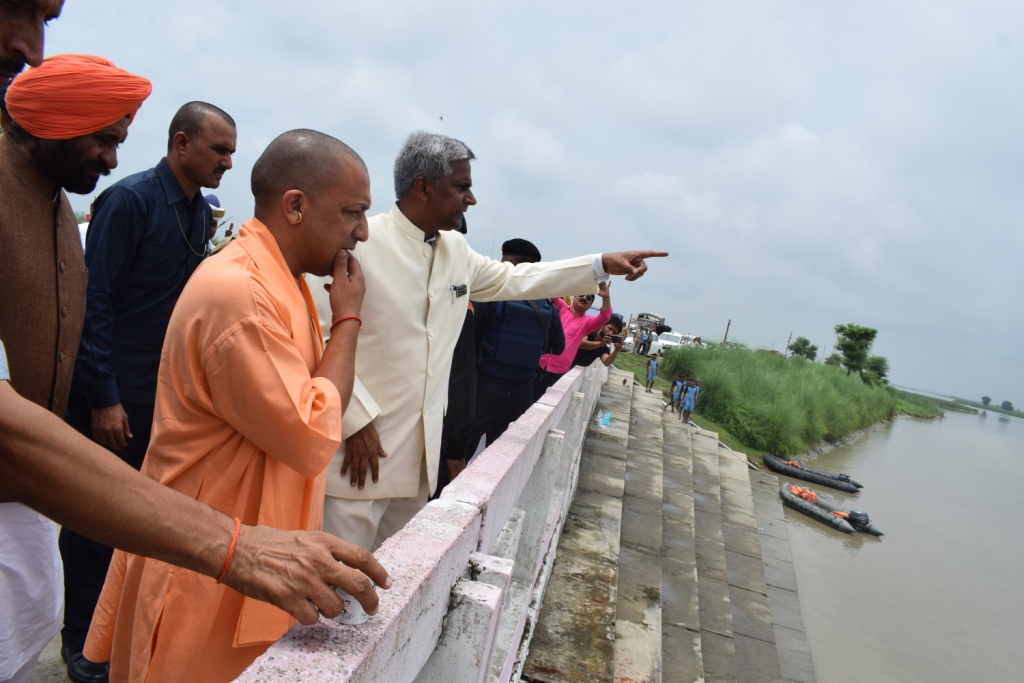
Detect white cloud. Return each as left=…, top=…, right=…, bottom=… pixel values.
left=487, top=111, right=566, bottom=178
left=611, top=174, right=721, bottom=224
left=43, top=0, right=1024, bottom=402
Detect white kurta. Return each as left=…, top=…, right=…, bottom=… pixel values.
left=318, top=204, right=598, bottom=499
left=0, top=502, right=63, bottom=678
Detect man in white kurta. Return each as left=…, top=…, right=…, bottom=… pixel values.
left=320, top=132, right=665, bottom=549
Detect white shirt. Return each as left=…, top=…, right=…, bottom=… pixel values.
left=317, top=204, right=601, bottom=499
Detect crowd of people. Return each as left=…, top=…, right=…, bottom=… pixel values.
left=0, top=4, right=668, bottom=683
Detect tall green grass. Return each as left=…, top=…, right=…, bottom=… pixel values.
left=659, top=347, right=939, bottom=455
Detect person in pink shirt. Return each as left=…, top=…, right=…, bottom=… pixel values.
left=536, top=281, right=613, bottom=394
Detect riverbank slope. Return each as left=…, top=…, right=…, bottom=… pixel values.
left=614, top=347, right=942, bottom=459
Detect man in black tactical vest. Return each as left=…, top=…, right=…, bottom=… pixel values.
left=450, top=239, right=565, bottom=467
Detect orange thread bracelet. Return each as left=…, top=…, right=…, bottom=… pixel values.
left=331, top=315, right=363, bottom=330
left=216, top=517, right=241, bottom=584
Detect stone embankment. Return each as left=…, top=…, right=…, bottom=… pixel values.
left=31, top=367, right=816, bottom=682
left=522, top=368, right=816, bottom=683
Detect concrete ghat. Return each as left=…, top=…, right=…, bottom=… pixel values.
left=525, top=376, right=816, bottom=683
left=234, top=363, right=815, bottom=683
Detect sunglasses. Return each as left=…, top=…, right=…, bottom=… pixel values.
left=578, top=294, right=595, bottom=302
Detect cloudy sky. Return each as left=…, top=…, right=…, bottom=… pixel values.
left=47, top=0, right=1022, bottom=405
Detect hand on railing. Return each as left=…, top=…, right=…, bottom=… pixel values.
left=225, top=525, right=392, bottom=624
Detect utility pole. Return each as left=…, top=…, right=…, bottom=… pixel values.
left=722, top=319, right=731, bottom=346
left=784, top=332, right=792, bottom=358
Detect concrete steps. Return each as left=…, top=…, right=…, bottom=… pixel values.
left=524, top=375, right=815, bottom=683
left=521, top=368, right=634, bottom=682
left=660, top=406, right=702, bottom=682
left=612, top=388, right=665, bottom=682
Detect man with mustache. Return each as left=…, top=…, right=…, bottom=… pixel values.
left=0, top=12, right=386, bottom=683
left=0, top=1, right=60, bottom=94
left=320, top=131, right=668, bottom=551
left=59, top=100, right=237, bottom=679
left=0, top=50, right=150, bottom=683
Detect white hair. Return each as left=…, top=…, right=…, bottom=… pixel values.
left=393, top=131, right=475, bottom=200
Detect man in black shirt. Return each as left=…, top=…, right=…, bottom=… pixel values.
left=60, top=101, right=237, bottom=667
left=453, top=239, right=565, bottom=466
left=572, top=315, right=625, bottom=369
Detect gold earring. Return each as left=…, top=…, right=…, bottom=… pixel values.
left=296, top=212, right=302, bottom=223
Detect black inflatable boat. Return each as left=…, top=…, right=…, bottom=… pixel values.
left=778, top=483, right=883, bottom=535
left=763, top=454, right=861, bottom=493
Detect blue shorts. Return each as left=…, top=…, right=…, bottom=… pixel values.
left=683, top=398, right=695, bottom=411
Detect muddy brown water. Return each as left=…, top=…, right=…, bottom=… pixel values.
left=781, top=411, right=1024, bottom=682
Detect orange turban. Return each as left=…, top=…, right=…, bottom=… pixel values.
left=5, top=54, right=152, bottom=140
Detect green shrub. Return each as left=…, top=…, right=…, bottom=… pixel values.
left=659, top=345, right=938, bottom=454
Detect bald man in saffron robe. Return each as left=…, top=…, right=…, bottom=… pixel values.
left=83, top=130, right=383, bottom=683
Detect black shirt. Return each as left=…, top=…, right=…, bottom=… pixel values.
left=572, top=338, right=611, bottom=368
left=72, top=159, right=210, bottom=407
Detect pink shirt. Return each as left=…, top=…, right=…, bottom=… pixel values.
left=539, top=298, right=612, bottom=374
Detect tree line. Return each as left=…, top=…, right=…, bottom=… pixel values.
left=787, top=324, right=889, bottom=384
left=981, top=396, right=1015, bottom=411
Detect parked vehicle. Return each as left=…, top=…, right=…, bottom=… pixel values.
left=650, top=332, right=683, bottom=356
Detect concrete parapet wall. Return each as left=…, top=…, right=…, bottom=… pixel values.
left=236, top=363, right=608, bottom=683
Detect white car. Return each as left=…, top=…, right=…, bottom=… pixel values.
left=650, top=332, right=684, bottom=356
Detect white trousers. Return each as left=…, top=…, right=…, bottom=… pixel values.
left=1, top=650, right=41, bottom=683
left=322, top=470, right=430, bottom=551
left=0, top=503, right=62, bottom=682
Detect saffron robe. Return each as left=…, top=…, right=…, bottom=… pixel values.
left=83, top=218, right=343, bottom=683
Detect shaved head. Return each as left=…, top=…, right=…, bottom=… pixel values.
left=251, top=128, right=365, bottom=210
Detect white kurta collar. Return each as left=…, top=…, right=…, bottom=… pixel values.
left=388, top=203, right=433, bottom=243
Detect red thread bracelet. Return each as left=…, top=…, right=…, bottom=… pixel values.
left=216, top=517, right=241, bottom=584
left=331, top=315, right=363, bottom=330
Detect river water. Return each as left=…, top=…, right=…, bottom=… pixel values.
left=781, top=410, right=1024, bottom=682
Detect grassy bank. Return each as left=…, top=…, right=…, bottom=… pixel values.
left=895, top=389, right=976, bottom=414
left=949, top=397, right=1021, bottom=418
left=614, top=347, right=942, bottom=457
left=612, top=353, right=758, bottom=457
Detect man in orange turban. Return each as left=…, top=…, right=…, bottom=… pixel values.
left=5, top=53, right=151, bottom=142
left=0, top=52, right=149, bottom=683
left=0, top=18, right=388, bottom=683
left=0, top=15, right=389, bottom=683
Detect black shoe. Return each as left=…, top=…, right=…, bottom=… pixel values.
left=61, top=645, right=110, bottom=683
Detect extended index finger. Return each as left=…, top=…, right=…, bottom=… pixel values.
left=631, top=250, right=669, bottom=259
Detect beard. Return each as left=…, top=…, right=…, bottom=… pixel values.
left=0, top=54, right=26, bottom=87
left=30, top=138, right=111, bottom=195
left=0, top=57, right=26, bottom=110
